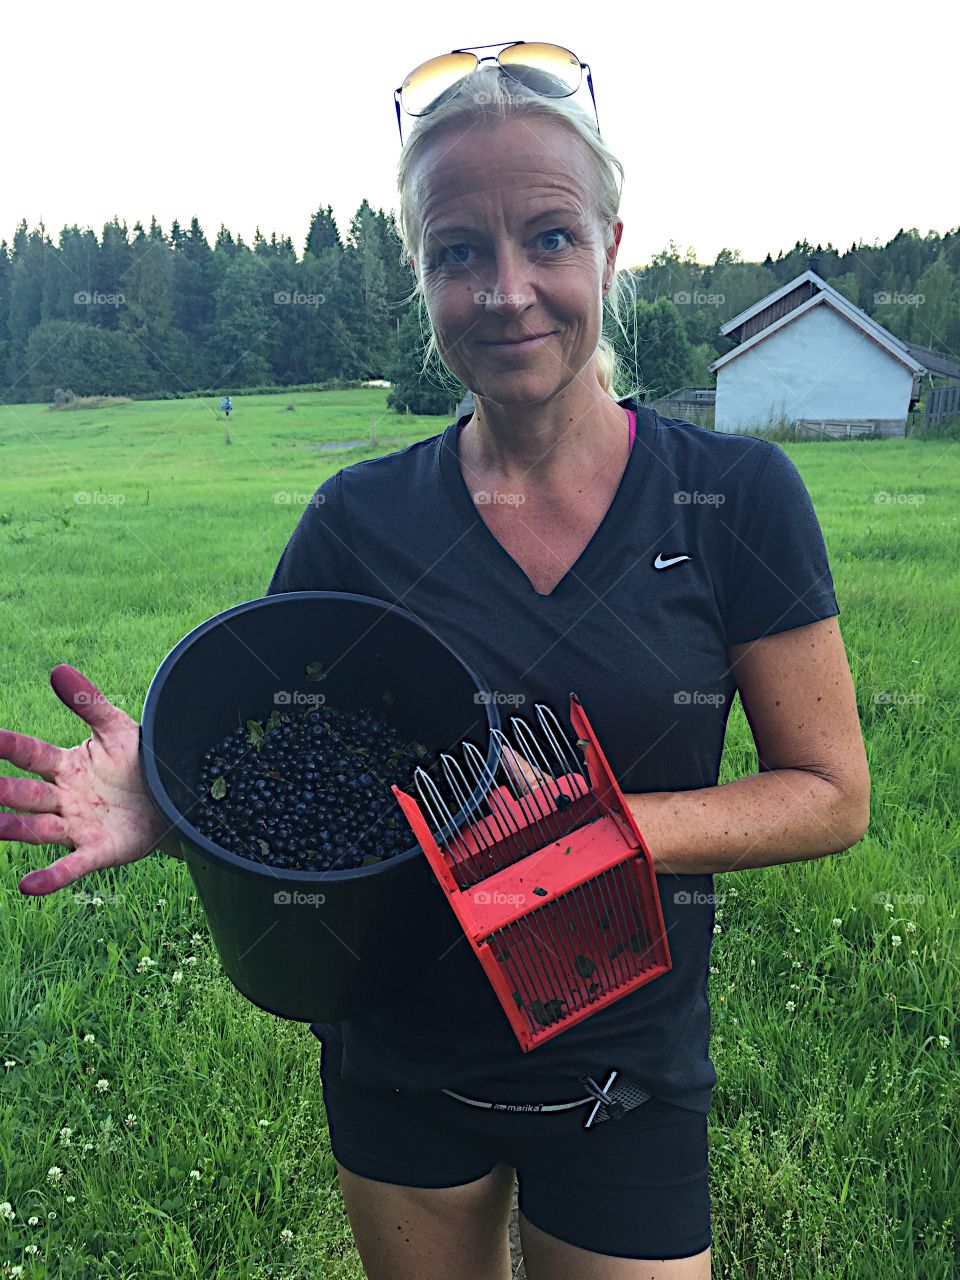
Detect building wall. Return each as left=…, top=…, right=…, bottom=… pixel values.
left=714, top=304, right=914, bottom=432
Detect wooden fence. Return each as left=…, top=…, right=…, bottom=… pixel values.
left=924, top=384, right=960, bottom=427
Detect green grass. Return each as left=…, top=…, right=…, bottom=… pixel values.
left=0, top=391, right=958, bottom=1279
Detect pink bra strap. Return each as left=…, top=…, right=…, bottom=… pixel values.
left=627, top=407, right=636, bottom=451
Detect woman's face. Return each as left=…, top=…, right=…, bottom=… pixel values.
left=408, top=115, right=622, bottom=406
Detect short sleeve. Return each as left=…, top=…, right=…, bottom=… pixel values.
left=265, top=471, right=352, bottom=596
left=721, top=443, right=840, bottom=645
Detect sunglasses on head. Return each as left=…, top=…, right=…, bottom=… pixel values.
left=393, top=41, right=601, bottom=144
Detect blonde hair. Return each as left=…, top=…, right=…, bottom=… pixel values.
left=394, top=62, right=640, bottom=402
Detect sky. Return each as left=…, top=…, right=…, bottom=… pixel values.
left=3, top=0, right=957, bottom=270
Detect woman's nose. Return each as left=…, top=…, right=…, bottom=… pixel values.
left=479, top=249, right=534, bottom=315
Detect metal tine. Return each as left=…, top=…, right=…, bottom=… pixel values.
left=481, top=731, right=541, bottom=859
left=440, top=752, right=495, bottom=852
left=413, top=765, right=475, bottom=870
left=462, top=741, right=520, bottom=851
left=490, top=729, right=548, bottom=857
left=534, top=703, right=590, bottom=788
left=439, top=750, right=501, bottom=880
left=509, top=717, right=571, bottom=846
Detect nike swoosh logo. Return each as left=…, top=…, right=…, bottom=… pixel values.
left=653, top=553, right=692, bottom=570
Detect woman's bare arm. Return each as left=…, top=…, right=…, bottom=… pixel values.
left=622, top=618, right=871, bottom=875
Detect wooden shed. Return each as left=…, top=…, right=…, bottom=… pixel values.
left=708, top=270, right=927, bottom=437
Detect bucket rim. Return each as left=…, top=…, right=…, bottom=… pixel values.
left=139, top=589, right=502, bottom=881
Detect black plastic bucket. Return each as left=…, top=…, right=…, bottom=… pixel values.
left=139, top=591, right=501, bottom=1022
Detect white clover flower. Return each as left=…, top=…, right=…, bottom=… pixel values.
left=727, top=888, right=738, bottom=897
left=892, top=936, right=902, bottom=947
left=189, top=895, right=197, bottom=903
left=884, top=902, right=894, bottom=913
left=184, top=956, right=197, bottom=966
left=156, top=898, right=167, bottom=908
left=280, top=1228, right=294, bottom=1242
left=46, top=1167, right=63, bottom=1183
left=709, top=966, right=719, bottom=975
left=793, top=960, right=802, bottom=968
left=713, top=925, right=722, bottom=935
left=4, top=1059, right=17, bottom=1069
left=9, top=1265, right=24, bottom=1277
left=82, top=1143, right=94, bottom=1153
left=189, top=1170, right=201, bottom=1181
left=258, top=1119, right=270, bottom=1128
left=749, top=958, right=756, bottom=967
left=96, top=1078, right=109, bottom=1092
left=190, top=934, right=204, bottom=947
left=65, top=1196, right=75, bottom=1204
left=0, top=1201, right=14, bottom=1221
left=906, top=921, right=916, bottom=933
left=46, top=1211, right=56, bottom=1220
left=83, top=1033, right=96, bottom=1044
left=24, top=1244, right=40, bottom=1256
left=790, top=983, right=801, bottom=990
left=125, top=1114, right=137, bottom=1129
left=785, top=1000, right=796, bottom=1012
left=832, top=918, right=843, bottom=927
left=793, top=927, right=801, bottom=934
left=27, top=1216, right=39, bottom=1226
left=171, top=971, right=183, bottom=984
left=938, top=1035, right=950, bottom=1049
left=59, top=1126, right=73, bottom=1145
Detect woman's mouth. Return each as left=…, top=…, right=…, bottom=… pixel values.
left=478, top=332, right=556, bottom=351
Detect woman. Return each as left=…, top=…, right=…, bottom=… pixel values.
left=3, top=49, right=869, bottom=1280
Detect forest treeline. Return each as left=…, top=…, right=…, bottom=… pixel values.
left=0, top=205, right=957, bottom=410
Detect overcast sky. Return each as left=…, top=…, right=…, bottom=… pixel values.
left=4, top=0, right=956, bottom=269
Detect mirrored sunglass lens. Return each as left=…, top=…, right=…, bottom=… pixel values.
left=498, top=42, right=581, bottom=96
left=401, top=52, right=478, bottom=116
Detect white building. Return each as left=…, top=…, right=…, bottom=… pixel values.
left=709, top=270, right=926, bottom=436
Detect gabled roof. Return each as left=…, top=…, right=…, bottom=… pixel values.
left=709, top=272, right=926, bottom=375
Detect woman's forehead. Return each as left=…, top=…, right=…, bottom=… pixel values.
left=411, top=120, right=595, bottom=229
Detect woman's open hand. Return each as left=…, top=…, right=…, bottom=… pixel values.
left=2, top=664, right=173, bottom=897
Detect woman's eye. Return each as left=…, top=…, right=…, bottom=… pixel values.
left=538, top=228, right=574, bottom=252
left=436, top=243, right=472, bottom=266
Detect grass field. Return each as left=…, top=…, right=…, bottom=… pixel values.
left=0, top=389, right=957, bottom=1279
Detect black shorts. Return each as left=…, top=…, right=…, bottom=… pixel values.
left=318, top=1048, right=711, bottom=1261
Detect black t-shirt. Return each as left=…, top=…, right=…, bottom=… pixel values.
left=265, top=396, right=840, bottom=1113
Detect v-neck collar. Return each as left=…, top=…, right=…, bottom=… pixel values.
left=437, top=396, right=650, bottom=602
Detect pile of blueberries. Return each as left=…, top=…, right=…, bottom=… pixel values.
left=191, top=699, right=438, bottom=872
